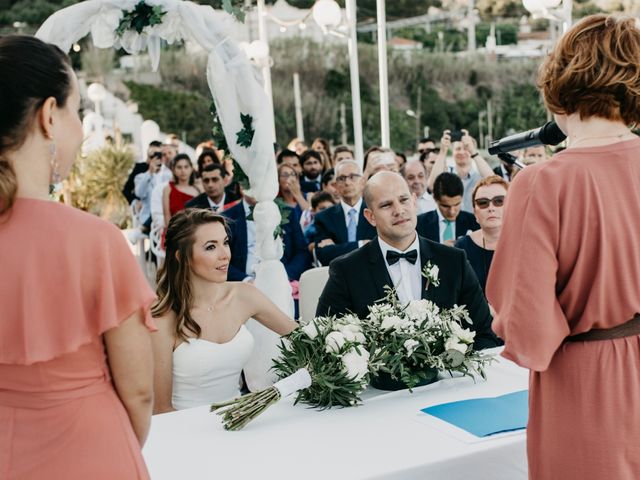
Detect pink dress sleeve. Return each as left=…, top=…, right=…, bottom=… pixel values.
left=0, top=201, right=156, bottom=365
left=486, top=164, right=570, bottom=372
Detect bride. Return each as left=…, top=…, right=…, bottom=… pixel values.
left=151, top=208, right=297, bottom=413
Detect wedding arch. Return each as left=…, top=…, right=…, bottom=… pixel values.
left=36, top=0, right=290, bottom=390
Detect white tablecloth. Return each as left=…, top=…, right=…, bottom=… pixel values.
left=143, top=350, right=529, bottom=480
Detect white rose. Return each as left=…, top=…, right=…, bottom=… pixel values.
left=381, top=315, right=403, bottom=331
left=325, top=331, right=346, bottom=353
left=403, top=339, right=420, bottom=357
left=342, top=347, right=370, bottom=381
left=301, top=321, right=319, bottom=340
left=429, top=265, right=439, bottom=279
left=405, top=300, right=429, bottom=321
left=451, top=322, right=476, bottom=344
left=445, top=337, right=468, bottom=354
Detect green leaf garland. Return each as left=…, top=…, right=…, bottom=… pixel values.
left=116, top=1, right=166, bottom=37
left=236, top=113, right=255, bottom=148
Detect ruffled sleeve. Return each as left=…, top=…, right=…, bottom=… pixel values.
left=0, top=200, right=156, bottom=365
left=486, top=164, right=570, bottom=372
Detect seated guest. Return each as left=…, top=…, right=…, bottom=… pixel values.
left=287, top=137, right=307, bottom=156
left=321, top=168, right=339, bottom=202
left=416, top=172, right=478, bottom=246
left=333, top=145, right=354, bottom=163
left=311, top=137, right=333, bottom=170
left=277, top=163, right=309, bottom=216
left=395, top=151, right=407, bottom=168
left=401, top=159, right=436, bottom=214
left=303, top=191, right=336, bottom=245
left=454, top=176, right=509, bottom=292
left=222, top=191, right=311, bottom=283
left=313, top=159, right=376, bottom=266
left=151, top=210, right=297, bottom=411
left=162, top=154, right=200, bottom=226
left=299, top=150, right=324, bottom=196
left=363, top=146, right=399, bottom=180
left=185, top=164, right=241, bottom=212
left=276, top=148, right=303, bottom=175
left=493, top=158, right=515, bottom=182
left=427, top=129, right=494, bottom=212
left=316, top=172, right=500, bottom=350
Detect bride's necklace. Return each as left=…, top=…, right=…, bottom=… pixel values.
left=569, top=130, right=634, bottom=147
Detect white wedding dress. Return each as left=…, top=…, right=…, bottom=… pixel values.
left=172, top=325, right=254, bottom=410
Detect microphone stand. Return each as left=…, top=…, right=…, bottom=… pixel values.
left=497, top=152, right=526, bottom=171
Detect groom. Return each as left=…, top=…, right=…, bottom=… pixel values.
left=316, top=171, right=501, bottom=350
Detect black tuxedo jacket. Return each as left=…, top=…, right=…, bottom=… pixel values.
left=416, top=210, right=479, bottom=243
left=316, top=235, right=501, bottom=350
left=222, top=202, right=311, bottom=282
left=313, top=202, right=377, bottom=266
left=185, top=189, right=241, bottom=211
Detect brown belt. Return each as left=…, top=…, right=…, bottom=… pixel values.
left=565, top=314, right=640, bottom=342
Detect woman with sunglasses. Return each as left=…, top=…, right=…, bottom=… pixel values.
left=454, top=176, right=508, bottom=292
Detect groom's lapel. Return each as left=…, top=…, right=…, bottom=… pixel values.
left=419, top=235, right=436, bottom=301
left=366, top=238, right=395, bottom=303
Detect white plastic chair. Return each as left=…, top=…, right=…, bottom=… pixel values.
left=298, top=266, right=329, bottom=323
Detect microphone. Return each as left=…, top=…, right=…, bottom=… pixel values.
left=488, top=121, right=566, bottom=155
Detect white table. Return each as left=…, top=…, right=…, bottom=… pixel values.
left=144, top=350, right=528, bottom=480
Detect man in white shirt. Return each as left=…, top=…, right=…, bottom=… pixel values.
left=401, top=160, right=436, bottom=214
left=133, top=144, right=164, bottom=227
left=316, top=172, right=500, bottom=350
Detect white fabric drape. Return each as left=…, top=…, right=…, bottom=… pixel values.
left=37, top=0, right=289, bottom=389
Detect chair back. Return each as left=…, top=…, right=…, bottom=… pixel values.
left=298, top=266, right=329, bottom=323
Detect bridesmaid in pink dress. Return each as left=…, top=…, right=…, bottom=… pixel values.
left=0, top=36, right=155, bottom=479
left=486, top=15, right=640, bottom=480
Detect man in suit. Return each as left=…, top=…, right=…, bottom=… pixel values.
left=416, top=172, right=478, bottom=246
left=316, top=171, right=500, bottom=350
left=299, top=150, right=323, bottom=196
left=313, top=159, right=377, bottom=265
left=185, top=164, right=241, bottom=212
left=222, top=193, right=311, bottom=283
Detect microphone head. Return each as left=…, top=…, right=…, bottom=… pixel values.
left=539, top=121, right=567, bottom=146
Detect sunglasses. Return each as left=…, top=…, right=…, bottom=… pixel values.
left=418, top=148, right=438, bottom=154
left=474, top=195, right=505, bottom=209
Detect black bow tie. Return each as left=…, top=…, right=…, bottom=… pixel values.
left=386, top=249, right=418, bottom=265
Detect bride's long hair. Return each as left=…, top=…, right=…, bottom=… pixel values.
left=152, top=209, right=229, bottom=341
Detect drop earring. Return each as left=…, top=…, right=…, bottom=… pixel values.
left=49, top=142, right=62, bottom=195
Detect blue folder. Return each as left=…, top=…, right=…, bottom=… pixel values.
left=421, top=390, right=528, bottom=437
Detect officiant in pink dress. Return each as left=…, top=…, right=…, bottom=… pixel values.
left=486, top=15, right=640, bottom=480
left=0, top=36, right=155, bottom=479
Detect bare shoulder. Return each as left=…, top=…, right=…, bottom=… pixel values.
left=228, top=281, right=262, bottom=302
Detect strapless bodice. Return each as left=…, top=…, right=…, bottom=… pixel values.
left=172, top=325, right=254, bottom=410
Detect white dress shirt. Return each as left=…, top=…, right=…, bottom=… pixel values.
left=378, top=234, right=422, bottom=305
left=340, top=197, right=363, bottom=227
left=207, top=193, right=226, bottom=212
left=416, top=191, right=437, bottom=215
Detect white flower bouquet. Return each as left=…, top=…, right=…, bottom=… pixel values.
left=211, top=315, right=370, bottom=430
left=272, top=314, right=370, bottom=409
left=365, top=287, right=494, bottom=391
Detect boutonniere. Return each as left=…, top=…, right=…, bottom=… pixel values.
left=421, top=261, right=440, bottom=290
